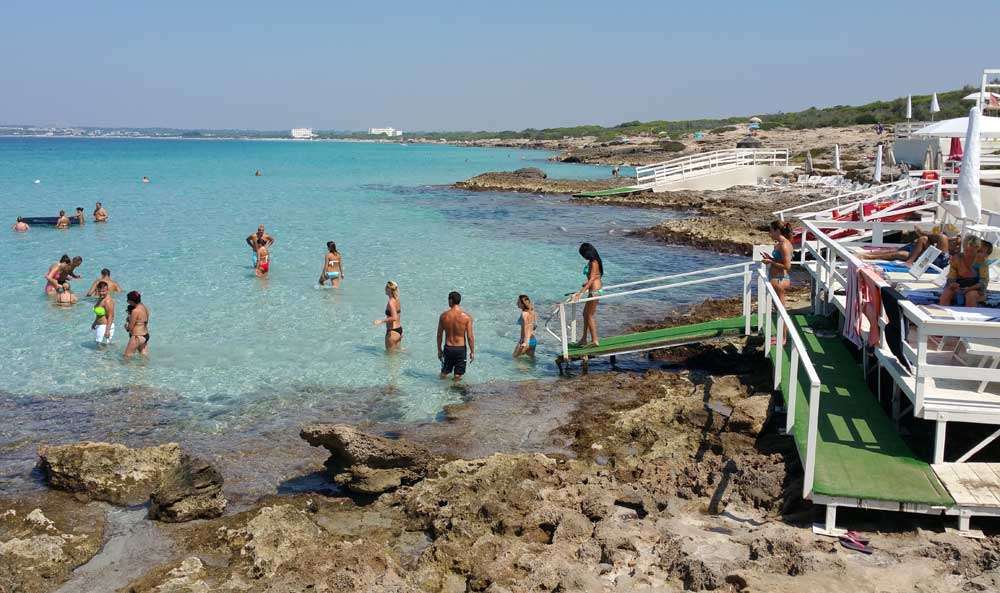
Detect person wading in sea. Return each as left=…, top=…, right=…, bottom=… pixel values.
left=12, top=217, right=29, bottom=232
left=94, top=202, right=108, bottom=222
left=55, top=210, right=70, bottom=229
left=246, top=224, right=275, bottom=268
left=437, top=291, right=475, bottom=382
left=91, top=281, right=115, bottom=347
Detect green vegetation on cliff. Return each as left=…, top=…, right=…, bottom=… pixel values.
left=384, top=87, right=976, bottom=142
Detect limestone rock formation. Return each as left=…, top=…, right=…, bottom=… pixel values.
left=300, top=424, right=432, bottom=495
left=148, top=455, right=226, bottom=522
left=37, top=442, right=183, bottom=506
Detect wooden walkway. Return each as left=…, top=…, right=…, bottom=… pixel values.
left=562, top=315, right=751, bottom=361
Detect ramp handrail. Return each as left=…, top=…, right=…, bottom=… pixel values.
left=544, top=262, right=755, bottom=361
left=635, top=148, right=789, bottom=189
left=755, top=264, right=822, bottom=498
left=773, top=178, right=940, bottom=221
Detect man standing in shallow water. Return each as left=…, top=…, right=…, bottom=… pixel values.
left=437, top=291, right=475, bottom=382
left=246, top=224, right=275, bottom=267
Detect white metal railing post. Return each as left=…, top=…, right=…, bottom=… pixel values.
left=803, top=383, right=820, bottom=497
left=786, top=348, right=799, bottom=433
left=764, top=291, right=773, bottom=358
left=756, top=267, right=765, bottom=333
left=570, top=302, right=578, bottom=343
left=558, top=303, right=569, bottom=361
left=743, top=264, right=751, bottom=335
left=773, top=317, right=785, bottom=389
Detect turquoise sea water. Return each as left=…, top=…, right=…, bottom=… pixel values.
left=0, top=138, right=742, bottom=490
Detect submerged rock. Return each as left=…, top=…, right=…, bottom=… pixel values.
left=149, top=455, right=226, bottom=522
left=37, top=442, right=183, bottom=506
left=300, top=424, right=433, bottom=495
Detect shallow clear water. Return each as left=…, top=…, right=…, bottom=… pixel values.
left=0, top=138, right=742, bottom=484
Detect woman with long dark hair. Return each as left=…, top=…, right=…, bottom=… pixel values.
left=319, top=241, right=343, bottom=288
left=572, top=242, right=604, bottom=347
left=762, top=221, right=793, bottom=307
left=123, top=291, right=150, bottom=359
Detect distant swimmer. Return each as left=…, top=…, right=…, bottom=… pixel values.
left=55, top=210, right=70, bottom=229
left=255, top=170, right=262, bottom=177
left=373, top=281, right=402, bottom=351
left=513, top=294, right=537, bottom=357
left=12, top=217, right=29, bottom=232
left=437, top=291, right=475, bottom=382
left=75, top=207, right=86, bottom=225
left=93, top=202, right=108, bottom=222
left=571, top=242, right=603, bottom=347
left=142, top=176, right=150, bottom=183
left=318, top=241, right=343, bottom=287
left=87, top=269, right=122, bottom=297
left=123, top=291, right=150, bottom=359
left=246, top=225, right=275, bottom=267
left=254, top=238, right=270, bottom=277
left=91, top=281, right=116, bottom=347
left=45, top=255, right=71, bottom=296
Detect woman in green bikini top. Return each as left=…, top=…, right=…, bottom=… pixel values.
left=572, top=242, right=604, bottom=347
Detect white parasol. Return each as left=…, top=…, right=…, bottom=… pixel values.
left=913, top=115, right=1000, bottom=138
left=906, top=94, right=912, bottom=119
left=930, top=93, right=940, bottom=121
left=833, top=144, right=841, bottom=172
left=749, top=116, right=762, bottom=123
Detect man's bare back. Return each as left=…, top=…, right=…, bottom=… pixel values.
left=437, top=292, right=475, bottom=380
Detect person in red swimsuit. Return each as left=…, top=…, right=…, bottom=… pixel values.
left=255, top=239, right=270, bottom=277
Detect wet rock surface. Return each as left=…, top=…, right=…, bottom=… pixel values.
left=454, top=170, right=626, bottom=194
left=148, top=454, right=226, bottom=522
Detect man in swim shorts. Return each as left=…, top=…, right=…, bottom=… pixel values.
left=246, top=224, right=275, bottom=267
left=91, top=281, right=115, bottom=346
left=87, top=269, right=122, bottom=296
left=94, top=202, right=108, bottom=222
left=12, top=217, right=29, bottom=232
left=437, top=291, right=475, bottom=381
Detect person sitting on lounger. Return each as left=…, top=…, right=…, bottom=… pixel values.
left=858, top=230, right=949, bottom=268
left=940, top=237, right=989, bottom=308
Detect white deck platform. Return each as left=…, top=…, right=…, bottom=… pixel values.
left=933, top=463, right=1000, bottom=507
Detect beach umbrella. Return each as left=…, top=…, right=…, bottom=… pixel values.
left=833, top=144, right=841, bottom=172
left=887, top=145, right=897, bottom=168
left=805, top=150, right=814, bottom=174
left=923, top=146, right=934, bottom=170
left=749, top=116, right=762, bottom=123
left=906, top=94, right=913, bottom=119
left=963, top=91, right=1000, bottom=103
left=948, top=136, right=964, bottom=161
left=930, top=93, right=941, bottom=121
left=873, top=145, right=883, bottom=183
left=912, top=115, right=1000, bottom=137
left=957, top=106, right=983, bottom=223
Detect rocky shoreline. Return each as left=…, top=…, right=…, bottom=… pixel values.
left=4, top=332, right=999, bottom=592
left=454, top=167, right=626, bottom=195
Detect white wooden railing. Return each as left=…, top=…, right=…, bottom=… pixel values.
left=756, top=264, right=821, bottom=497
left=634, top=148, right=789, bottom=189
left=773, top=178, right=941, bottom=222
left=894, top=121, right=933, bottom=140
left=544, top=262, right=755, bottom=361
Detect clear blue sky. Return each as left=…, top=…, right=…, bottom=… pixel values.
left=2, top=0, right=997, bottom=131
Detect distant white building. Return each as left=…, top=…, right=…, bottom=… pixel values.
left=368, top=127, right=403, bottom=137
left=290, top=128, right=316, bottom=139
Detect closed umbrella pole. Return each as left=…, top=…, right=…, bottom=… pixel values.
left=805, top=150, right=814, bottom=174
left=873, top=144, right=883, bottom=183
left=923, top=146, right=934, bottom=171
left=833, top=144, right=841, bottom=172
left=957, top=106, right=983, bottom=223
left=930, top=93, right=941, bottom=121
left=906, top=94, right=913, bottom=120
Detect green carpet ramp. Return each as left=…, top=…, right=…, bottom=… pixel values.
left=573, top=186, right=643, bottom=198
left=566, top=315, right=752, bottom=359
left=776, top=315, right=953, bottom=506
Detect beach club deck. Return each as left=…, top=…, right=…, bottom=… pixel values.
left=548, top=176, right=1000, bottom=534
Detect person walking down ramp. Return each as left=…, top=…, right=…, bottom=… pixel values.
left=437, top=291, right=475, bottom=382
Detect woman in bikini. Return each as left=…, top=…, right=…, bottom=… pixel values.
left=45, top=255, right=71, bottom=296
left=254, top=239, right=270, bottom=278
left=762, top=220, right=794, bottom=345
left=572, top=242, right=604, bottom=347
left=373, top=281, right=402, bottom=351
left=123, top=291, right=150, bottom=359
left=940, top=237, right=989, bottom=308
left=318, top=241, right=344, bottom=288
left=513, top=294, right=538, bottom=357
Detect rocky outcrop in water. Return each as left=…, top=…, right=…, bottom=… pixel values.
left=148, top=454, right=227, bottom=522
left=301, top=424, right=434, bottom=495
left=454, top=170, right=626, bottom=195
left=37, top=441, right=225, bottom=522
left=37, top=442, right=183, bottom=506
